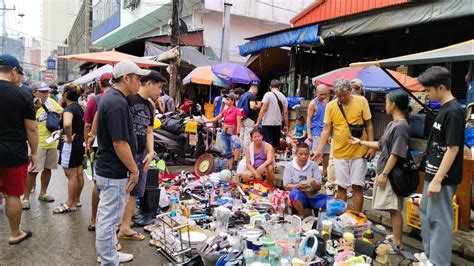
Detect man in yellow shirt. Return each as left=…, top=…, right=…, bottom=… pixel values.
left=22, top=84, right=63, bottom=210
left=313, top=78, right=375, bottom=212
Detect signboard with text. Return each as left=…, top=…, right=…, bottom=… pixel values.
left=44, top=70, right=55, bottom=83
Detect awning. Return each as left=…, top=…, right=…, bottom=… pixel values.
left=73, top=65, right=113, bottom=85
left=238, top=24, right=320, bottom=57
left=351, top=39, right=474, bottom=67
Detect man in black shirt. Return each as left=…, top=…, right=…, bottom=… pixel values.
left=117, top=70, right=166, bottom=241
left=417, top=66, right=465, bottom=265
left=237, top=84, right=261, bottom=148
left=94, top=61, right=150, bottom=265
left=0, top=54, right=38, bottom=245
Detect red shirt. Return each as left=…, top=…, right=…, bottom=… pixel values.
left=83, top=92, right=104, bottom=124
left=221, top=106, right=241, bottom=133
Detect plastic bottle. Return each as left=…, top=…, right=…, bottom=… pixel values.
left=466, top=114, right=474, bottom=156
left=170, top=197, right=178, bottom=218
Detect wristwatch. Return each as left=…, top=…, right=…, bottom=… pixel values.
left=382, top=172, right=389, bottom=177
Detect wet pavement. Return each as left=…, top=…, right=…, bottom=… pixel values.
left=0, top=168, right=168, bottom=265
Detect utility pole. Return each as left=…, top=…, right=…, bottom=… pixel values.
left=169, top=0, right=180, bottom=101
left=0, top=0, right=15, bottom=54
left=220, top=2, right=232, bottom=63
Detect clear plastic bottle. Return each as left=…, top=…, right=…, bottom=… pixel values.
left=170, top=197, right=178, bottom=218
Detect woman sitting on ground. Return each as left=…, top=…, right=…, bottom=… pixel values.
left=239, top=128, right=275, bottom=186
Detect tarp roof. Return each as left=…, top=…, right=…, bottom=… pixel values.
left=351, top=39, right=474, bottom=67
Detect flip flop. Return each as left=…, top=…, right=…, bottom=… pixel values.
left=8, top=229, right=33, bottom=245
left=87, top=224, right=96, bottom=232
left=117, top=232, right=145, bottom=241
left=38, top=195, right=55, bottom=202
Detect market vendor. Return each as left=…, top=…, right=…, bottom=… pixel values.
left=239, top=128, right=275, bottom=185
left=283, top=142, right=330, bottom=219
left=202, top=93, right=241, bottom=169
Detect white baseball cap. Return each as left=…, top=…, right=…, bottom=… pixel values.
left=112, top=60, right=151, bottom=79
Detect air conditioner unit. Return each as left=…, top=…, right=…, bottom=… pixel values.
left=124, top=0, right=140, bottom=10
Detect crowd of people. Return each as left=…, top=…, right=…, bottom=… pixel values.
left=0, top=52, right=466, bottom=266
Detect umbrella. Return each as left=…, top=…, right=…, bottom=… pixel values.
left=58, top=51, right=168, bottom=68
left=312, top=66, right=423, bottom=92
left=211, top=63, right=260, bottom=84
left=73, top=64, right=113, bottom=85
left=183, top=66, right=231, bottom=88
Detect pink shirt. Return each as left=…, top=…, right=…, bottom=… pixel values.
left=221, top=106, right=241, bottom=133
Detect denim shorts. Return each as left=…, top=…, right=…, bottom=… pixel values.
left=221, top=133, right=241, bottom=159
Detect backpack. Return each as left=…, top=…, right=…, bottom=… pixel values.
left=383, top=142, right=419, bottom=197
left=41, top=103, right=61, bottom=132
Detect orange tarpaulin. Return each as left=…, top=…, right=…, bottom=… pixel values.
left=58, top=51, right=167, bottom=68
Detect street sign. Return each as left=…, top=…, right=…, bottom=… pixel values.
left=47, top=58, right=56, bottom=70
left=44, top=70, right=55, bottom=83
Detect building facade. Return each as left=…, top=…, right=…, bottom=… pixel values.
left=91, top=0, right=313, bottom=62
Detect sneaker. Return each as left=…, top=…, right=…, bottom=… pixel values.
left=414, top=253, right=430, bottom=263
left=21, top=200, right=30, bottom=210
left=97, top=252, right=133, bottom=263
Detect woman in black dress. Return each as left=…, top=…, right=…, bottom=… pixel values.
left=54, top=83, right=85, bottom=214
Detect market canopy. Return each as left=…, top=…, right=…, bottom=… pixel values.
left=58, top=51, right=168, bottom=68
left=73, top=64, right=113, bottom=85
left=183, top=66, right=231, bottom=88
left=312, top=66, right=424, bottom=92
left=238, top=24, right=320, bottom=57
left=351, top=39, right=474, bottom=67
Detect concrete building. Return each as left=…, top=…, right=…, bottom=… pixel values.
left=91, top=0, right=312, bottom=62
left=41, top=0, right=82, bottom=68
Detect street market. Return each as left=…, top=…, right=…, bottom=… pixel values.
left=1, top=1, right=474, bottom=266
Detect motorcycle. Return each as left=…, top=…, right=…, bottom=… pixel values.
left=153, top=112, right=206, bottom=165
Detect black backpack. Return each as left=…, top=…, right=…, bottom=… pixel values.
left=41, top=104, right=61, bottom=132
left=383, top=142, right=419, bottom=197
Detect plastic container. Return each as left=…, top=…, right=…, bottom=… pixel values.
left=170, top=197, right=178, bottom=218
left=465, top=114, right=474, bottom=148
left=406, top=197, right=459, bottom=231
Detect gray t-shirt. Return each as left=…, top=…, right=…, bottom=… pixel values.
left=283, top=159, right=321, bottom=185
left=262, top=90, right=288, bottom=126
left=161, top=95, right=175, bottom=113
left=377, top=119, right=410, bottom=174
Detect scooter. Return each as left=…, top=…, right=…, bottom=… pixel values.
left=153, top=105, right=209, bottom=165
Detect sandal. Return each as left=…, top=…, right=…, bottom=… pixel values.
left=88, top=224, right=96, bottom=232
left=53, top=203, right=76, bottom=214
left=8, top=229, right=33, bottom=245
left=38, top=194, right=55, bottom=202
left=117, top=231, right=145, bottom=241
left=21, top=200, right=30, bottom=210
left=75, top=202, right=82, bottom=208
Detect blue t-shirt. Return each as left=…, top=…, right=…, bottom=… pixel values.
left=295, top=123, right=307, bottom=137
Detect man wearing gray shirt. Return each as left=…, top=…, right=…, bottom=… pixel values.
left=283, top=143, right=330, bottom=219
left=255, top=79, right=289, bottom=148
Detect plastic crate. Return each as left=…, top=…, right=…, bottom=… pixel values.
left=349, top=221, right=372, bottom=239
left=406, top=198, right=458, bottom=231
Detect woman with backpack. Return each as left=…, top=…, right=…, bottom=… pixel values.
left=53, top=83, right=85, bottom=214
left=348, top=89, right=411, bottom=250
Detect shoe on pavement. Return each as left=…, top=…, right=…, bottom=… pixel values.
left=97, top=252, right=133, bottom=263
left=21, top=200, right=30, bottom=210
left=414, top=253, right=432, bottom=265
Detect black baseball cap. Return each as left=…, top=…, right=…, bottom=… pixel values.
left=140, top=70, right=167, bottom=83
left=0, top=54, right=24, bottom=75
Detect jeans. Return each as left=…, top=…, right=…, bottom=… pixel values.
left=95, top=175, right=129, bottom=266
left=221, top=133, right=241, bottom=159
left=419, top=181, right=457, bottom=265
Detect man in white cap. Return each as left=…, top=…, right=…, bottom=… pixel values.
left=94, top=60, right=150, bottom=265
left=350, top=79, right=365, bottom=96
left=22, top=82, right=63, bottom=209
